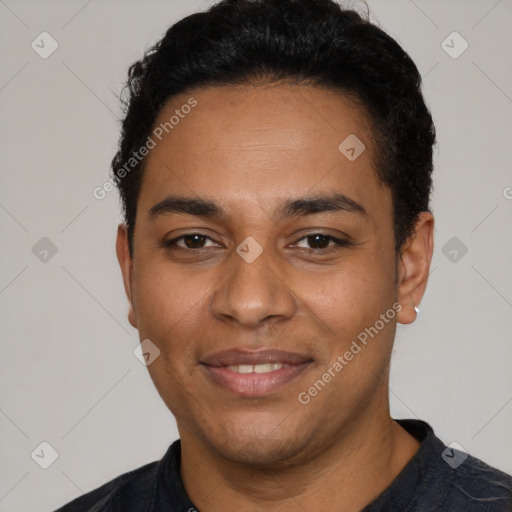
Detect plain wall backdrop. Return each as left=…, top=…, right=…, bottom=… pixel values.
left=1, top=0, right=511, bottom=510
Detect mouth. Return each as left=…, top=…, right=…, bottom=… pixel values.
left=226, top=362, right=292, bottom=373
left=200, top=349, right=313, bottom=397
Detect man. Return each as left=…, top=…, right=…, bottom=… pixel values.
left=56, top=0, right=512, bottom=510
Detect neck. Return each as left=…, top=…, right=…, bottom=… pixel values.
left=179, top=405, right=420, bottom=512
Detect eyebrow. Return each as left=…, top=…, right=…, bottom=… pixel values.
left=148, top=193, right=368, bottom=221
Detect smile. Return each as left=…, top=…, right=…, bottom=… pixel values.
left=227, top=363, right=291, bottom=373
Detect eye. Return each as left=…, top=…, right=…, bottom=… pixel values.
left=293, top=233, right=351, bottom=251
left=165, top=233, right=219, bottom=250
left=163, top=232, right=351, bottom=252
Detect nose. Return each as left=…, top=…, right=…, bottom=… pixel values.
left=210, top=242, right=297, bottom=330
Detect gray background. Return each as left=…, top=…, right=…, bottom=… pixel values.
left=1, top=0, right=511, bottom=510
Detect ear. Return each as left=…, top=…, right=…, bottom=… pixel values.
left=116, top=223, right=137, bottom=328
left=396, top=212, right=434, bottom=324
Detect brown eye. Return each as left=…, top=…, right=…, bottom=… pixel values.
left=164, top=233, right=218, bottom=250
left=294, top=234, right=350, bottom=251
left=181, top=234, right=208, bottom=249
left=306, top=234, right=331, bottom=249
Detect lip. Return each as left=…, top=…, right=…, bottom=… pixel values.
left=201, top=348, right=311, bottom=367
left=200, top=349, right=313, bottom=397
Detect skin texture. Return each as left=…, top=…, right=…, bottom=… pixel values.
left=116, top=83, right=434, bottom=511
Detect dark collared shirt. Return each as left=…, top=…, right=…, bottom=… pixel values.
left=54, top=419, right=512, bottom=511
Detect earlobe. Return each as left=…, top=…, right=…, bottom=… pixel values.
left=396, top=212, right=434, bottom=325
left=115, top=224, right=137, bottom=329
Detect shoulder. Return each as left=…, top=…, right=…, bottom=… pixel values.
left=53, top=458, right=159, bottom=512
left=441, top=451, right=512, bottom=512
left=391, top=419, right=512, bottom=512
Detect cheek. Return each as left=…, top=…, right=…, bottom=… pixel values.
left=130, top=261, right=212, bottom=373
left=305, top=266, right=397, bottom=401
left=132, top=258, right=203, bottom=325
left=296, top=262, right=398, bottom=405
left=132, top=263, right=207, bottom=415
left=300, top=251, right=396, bottom=336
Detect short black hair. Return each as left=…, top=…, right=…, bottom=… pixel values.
left=111, top=0, right=436, bottom=256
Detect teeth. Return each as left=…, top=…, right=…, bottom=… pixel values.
left=227, top=363, right=290, bottom=374
left=254, top=363, right=274, bottom=374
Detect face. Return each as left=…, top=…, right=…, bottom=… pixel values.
left=117, top=83, right=433, bottom=466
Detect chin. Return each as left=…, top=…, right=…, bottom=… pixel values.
left=205, top=415, right=311, bottom=468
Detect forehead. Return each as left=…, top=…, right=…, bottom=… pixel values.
left=150, top=82, right=374, bottom=156
left=139, top=83, right=386, bottom=219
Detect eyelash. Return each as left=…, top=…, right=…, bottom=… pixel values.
left=163, top=232, right=352, bottom=252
